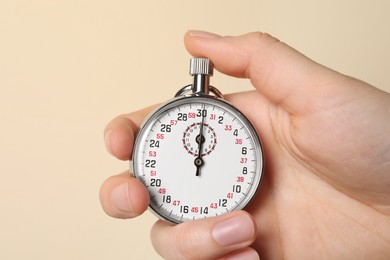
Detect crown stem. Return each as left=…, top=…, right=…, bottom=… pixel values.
left=190, top=58, right=213, bottom=95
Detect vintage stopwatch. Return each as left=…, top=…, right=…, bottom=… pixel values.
left=132, top=58, right=264, bottom=224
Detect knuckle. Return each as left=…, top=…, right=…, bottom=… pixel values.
left=246, top=31, right=281, bottom=47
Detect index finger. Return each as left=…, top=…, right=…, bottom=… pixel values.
left=104, top=105, right=157, bottom=160
left=184, top=30, right=346, bottom=115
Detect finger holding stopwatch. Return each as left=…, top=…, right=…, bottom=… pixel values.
left=102, top=106, right=159, bottom=219
left=99, top=170, right=150, bottom=219
left=151, top=211, right=257, bottom=260
left=104, top=105, right=158, bottom=160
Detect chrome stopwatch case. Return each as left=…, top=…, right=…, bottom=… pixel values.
left=132, top=58, right=264, bottom=224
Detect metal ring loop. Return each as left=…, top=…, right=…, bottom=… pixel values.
left=174, top=85, right=224, bottom=99
left=209, top=86, right=223, bottom=99
left=174, top=84, right=193, bottom=97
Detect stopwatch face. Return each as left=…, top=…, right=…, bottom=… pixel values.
left=133, top=96, right=263, bottom=224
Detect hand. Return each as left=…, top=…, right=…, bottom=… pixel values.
left=100, top=31, right=390, bottom=259
left=195, top=109, right=205, bottom=176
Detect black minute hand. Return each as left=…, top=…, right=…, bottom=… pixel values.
left=194, top=111, right=205, bottom=176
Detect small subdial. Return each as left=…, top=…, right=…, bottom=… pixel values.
left=182, top=123, right=217, bottom=156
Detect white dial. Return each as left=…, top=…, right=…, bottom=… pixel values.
left=133, top=96, right=263, bottom=224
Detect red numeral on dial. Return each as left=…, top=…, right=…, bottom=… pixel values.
left=240, top=158, right=248, bottom=163
left=224, top=125, right=232, bottom=131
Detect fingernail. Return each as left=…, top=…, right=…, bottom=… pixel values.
left=212, top=214, right=255, bottom=246
left=187, top=30, right=220, bottom=39
left=111, top=183, right=133, bottom=212
left=104, top=129, right=114, bottom=156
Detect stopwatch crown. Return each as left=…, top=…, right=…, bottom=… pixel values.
left=190, top=58, right=214, bottom=76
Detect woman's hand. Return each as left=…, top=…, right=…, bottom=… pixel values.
left=100, top=31, right=390, bottom=259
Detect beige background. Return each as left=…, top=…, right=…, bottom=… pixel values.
left=1, top=1, right=389, bottom=259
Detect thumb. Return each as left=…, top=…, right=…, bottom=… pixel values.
left=184, top=30, right=348, bottom=114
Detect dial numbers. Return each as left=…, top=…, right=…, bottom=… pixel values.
left=133, top=96, right=263, bottom=223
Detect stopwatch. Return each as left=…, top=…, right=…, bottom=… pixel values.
left=132, top=58, right=264, bottom=224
